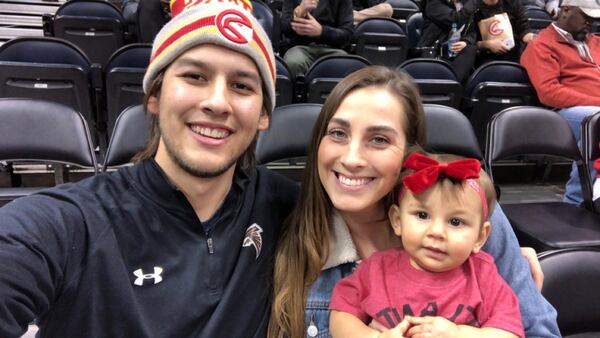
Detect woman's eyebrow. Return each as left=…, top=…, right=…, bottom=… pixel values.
left=366, top=125, right=399, bottom=135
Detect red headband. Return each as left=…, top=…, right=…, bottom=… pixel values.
left=402, top=153, right=488, bottom=219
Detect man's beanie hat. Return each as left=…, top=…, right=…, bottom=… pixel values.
left=143, top=0, right=276, bottom=113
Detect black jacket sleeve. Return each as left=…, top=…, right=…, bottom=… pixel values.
left=281, top=0, right=354, bottom=48
left=0, top=195, right=86, bottom=338
left=425, top=0, right=479, bottom=30
left=420, top=0, right=478, bottom=45
left=508, top=0, right=532, bottom=41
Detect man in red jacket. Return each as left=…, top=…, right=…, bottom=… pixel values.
left=521, top=0, right=600, bottom=206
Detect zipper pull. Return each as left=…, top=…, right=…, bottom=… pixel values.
left=206, top=235, right=214, bottom=254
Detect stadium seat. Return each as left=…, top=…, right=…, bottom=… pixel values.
left=523, top=6, right=553, bottom=34
left=539, top=248, right=600, bottom=337
left=354, top=17, right=408, bottom=68
left=406, top=12, right=423, bottom=51
left=400, top=58, right=462, bottom=108
left=256, top=103, right=321, bottom=165
left=0, top=98, right=97, bottom=206
left=303, top=55, right=370, bottom=103
left=103, top=104, right=151, bottom=170
left=485, top=106, right=600, bottom=251
left=50, top=0, right=127, bottom=67
left=582, top=110, right=600, bottom=211
left=423, top=104, right=483, bottom=162
left=0, top=36, right=101, bottom=145
left=251, top=0, right=274, bottom=39
left=105, top=43, right=151, bottom=142
left=387, top=0, right=420, bottom=26
left=275, top=55, right=294, bottom=107
left=463, top=61, right=537, bottom=150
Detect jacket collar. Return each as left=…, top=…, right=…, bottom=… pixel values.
left=322, top=210, right=361, bottom=270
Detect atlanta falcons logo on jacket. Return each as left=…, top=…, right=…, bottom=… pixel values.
left=243, top=223, right=263, bottom=259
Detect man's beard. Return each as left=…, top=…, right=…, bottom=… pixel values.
left=160, top=125, right=240, bottom=178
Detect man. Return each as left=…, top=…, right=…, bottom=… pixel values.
left=0, top=0, right=298, bottom=337
left=521, top=0, right=600, bottom=206
left=352, top=0, right=393, bottom=25
left=281, top=0, right=354, bottom=79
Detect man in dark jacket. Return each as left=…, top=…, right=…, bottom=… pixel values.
left=281, top=0, right=354, bottom=79
left=0, top=0, right=299, bottom=337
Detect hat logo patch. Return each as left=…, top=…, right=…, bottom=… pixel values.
left=217, top=9, right=253, bottom=44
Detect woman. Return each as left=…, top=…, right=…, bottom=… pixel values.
left=418, top=0, right=478, bottom=82
left=268, top=66, right=560, bottom=338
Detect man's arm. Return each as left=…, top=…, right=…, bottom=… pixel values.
left=521, top=40, right=600, bottom=108
left=353, top=2, right=393, bottom=25
left=0, top=196, right=82, bottom=338
left=319, top=0, right=354, bottom=47
left=482, top=204, right=561, bottom=338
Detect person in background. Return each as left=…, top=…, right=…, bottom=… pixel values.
left=475, top=0, right=534, bottom=64
left=418, top=0, right=478, bottom=82
left=352, top=0, right=394, bottom=25
left=281, top=0, right=354, bottom=79
left=521, top=0, right=600, bottom=206
left=136, top=0, right=171, bottom=43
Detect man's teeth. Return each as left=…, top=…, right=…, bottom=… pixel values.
left=338, top=174, right=370, bottom=186
left=191, top=126, right=228, bottom=139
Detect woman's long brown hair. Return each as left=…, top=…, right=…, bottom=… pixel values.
left=268, top=66, right=427, bottom=338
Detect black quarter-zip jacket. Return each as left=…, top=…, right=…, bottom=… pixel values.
left=0, top=160, right=299, bottom=338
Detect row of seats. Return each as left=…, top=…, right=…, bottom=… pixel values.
left=278, top=55, right=537, bottom=150
left=0, top=37, right=150, bottom=150
left=0, top=32, right=538, bottom=158
left=1, top=99, right=599, bottom=337
left=34, top=0, right=557, bottom=68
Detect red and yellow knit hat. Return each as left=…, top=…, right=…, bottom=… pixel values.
left=143, top=0, right=276, bottom=113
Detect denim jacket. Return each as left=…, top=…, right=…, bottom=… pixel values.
left=303, top=205, right=562, bottom=338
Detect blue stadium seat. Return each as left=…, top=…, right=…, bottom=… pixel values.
left=0, top=37, right=101, bottom=145
left=400, top=58, right=462, bottom=108
left=0, top=98, right=97, bottom=206
left=105, top=43, right=151, bottom=141
left=463, top=61, right=536, bottom=149
left=103, top=104, right=151, bottom=170
left=275, top=55, right=294, bottom=107
left=354, top=17, right=408, bottom=68
left=303, top=55, right=370, bottom=103
left=50, top=0, right=127, bottom=66
left=485, top=106, right=600, bottom=251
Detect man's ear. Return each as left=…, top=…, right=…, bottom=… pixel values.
left=147, top=95, right=160, bottom=116
left=258, top=108, right=269, bottom=131
left=472, top=221, right=491, bottom=253
left=388, top=204, right=403, bottom=237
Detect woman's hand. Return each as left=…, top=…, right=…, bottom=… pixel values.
left=521, top=247, right=544, bottom=290
left=450, top=41, right=467, bottom=53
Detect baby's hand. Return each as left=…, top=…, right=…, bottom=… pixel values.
left=377, top=317, right=411, bottom=338
left=405, top=316, right=459, bottom=338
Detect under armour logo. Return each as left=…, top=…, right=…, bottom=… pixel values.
left=242, top=223, right=263, bottom=259
left=133, top=267, right=163, bottom=286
